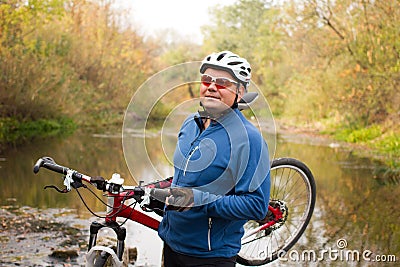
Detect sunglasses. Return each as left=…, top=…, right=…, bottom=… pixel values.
left=200, top=74, right=239, bottom=91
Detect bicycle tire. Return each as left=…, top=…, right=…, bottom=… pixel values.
left=92, top=251, right=111, bottom=267
left=237, top=157, right=316, bottom=266
left=87, top=246, right=128, bottom=267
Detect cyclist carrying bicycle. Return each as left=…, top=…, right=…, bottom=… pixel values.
left=155, top=51, right=271, bottom=266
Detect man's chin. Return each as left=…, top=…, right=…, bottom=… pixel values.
left=200, top=98, right=230, bottom=114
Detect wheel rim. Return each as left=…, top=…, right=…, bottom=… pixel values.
left=239, top=164, right=314, bottom=263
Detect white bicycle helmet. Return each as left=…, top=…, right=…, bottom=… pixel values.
left=200, top=51, right=252, bottom=90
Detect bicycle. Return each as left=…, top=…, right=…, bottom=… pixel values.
left=33, top=155, right=316, bottom=266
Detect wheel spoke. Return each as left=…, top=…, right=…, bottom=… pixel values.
left=238, top=158, right=316, bottom=266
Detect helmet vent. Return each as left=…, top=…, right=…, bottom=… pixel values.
left=227, top=61, right=242, bottom=66
left=217, top=53, right=227, bottom=61
left=240, top=71, right=249, bottom=77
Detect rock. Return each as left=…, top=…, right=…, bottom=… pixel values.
left=49, top=249, right=79, bottom=259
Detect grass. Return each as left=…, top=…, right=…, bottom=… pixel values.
left=374, top=132, right=400, bottom=157
left=334, top=124, right=383, bottom=143
left=331, top=123, right=399, bottom=184
left=0, top=116, right=77, bottom=145
left=373, top=132, right=400, bottom=180
left=334, top=125, right=399, bottom=163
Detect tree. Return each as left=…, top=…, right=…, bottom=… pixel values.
left=0, top=0, right=161, bottom=125
left=202, top=0, right=289, bottom=114
left=288, top=0, right=400, bottom=126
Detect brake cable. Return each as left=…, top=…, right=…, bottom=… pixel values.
left=74, top=186, right=138, bottom=221
left=44, top=173, right=141, bottom=222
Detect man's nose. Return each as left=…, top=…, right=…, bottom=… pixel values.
left=207, top=82, right=218, bottom=91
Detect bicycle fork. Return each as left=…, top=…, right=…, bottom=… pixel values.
left=88, top=221, right=127, bottom=261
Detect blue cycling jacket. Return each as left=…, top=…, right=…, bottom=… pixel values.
left=158, top=108, right=271, bottom=258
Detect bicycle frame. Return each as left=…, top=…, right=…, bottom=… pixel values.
left=86, top=190, right=161, bottom=264
left=86, top=189, right=284, bottom=265
left=105, top=191, right=160, bottom=229
left=33, top=156, right=289, bottom=266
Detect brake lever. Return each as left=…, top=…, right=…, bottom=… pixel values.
left=44, top=180, right=87, bottom=193
left=44, top=185, right=69, bottom=193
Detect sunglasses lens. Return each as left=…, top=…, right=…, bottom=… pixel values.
left=201, top=75, right=212, bottom=83
left=201, top=74, right=237, bottom=90
left=216, top=78, right=232, bottom=88
left=215, top=84, right=225, bottom=90
left=201, top=75, right=211, bottom=87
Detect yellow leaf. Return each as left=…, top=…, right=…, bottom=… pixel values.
left=367, top=50, right=373, bottom=64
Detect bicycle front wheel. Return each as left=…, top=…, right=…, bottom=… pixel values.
left=86, top=246, right=121, bottom=267
left=91, top=250, right=112, bottom=267
left=237, top=157, right=316, bottom=266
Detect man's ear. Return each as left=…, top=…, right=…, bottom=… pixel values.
left=237, top=85, right=245, bottom=101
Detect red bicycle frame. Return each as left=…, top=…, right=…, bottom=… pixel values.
left=33, top=157, right=285, bottom=265
left=88, top=189, right=284, bottom=262
left=105, top=191, right=160, bottom=230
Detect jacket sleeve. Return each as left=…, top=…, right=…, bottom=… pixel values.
left=193, top=136, right=271, bottom=221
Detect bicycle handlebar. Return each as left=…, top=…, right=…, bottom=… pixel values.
left=34, top=157, right=67, bottom=174
left=32, top=156, right=148, bottom=200
left=33, top=156, right=92, bottom=182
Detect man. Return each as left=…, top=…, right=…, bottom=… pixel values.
left=156, top=51, right=271, bottom=266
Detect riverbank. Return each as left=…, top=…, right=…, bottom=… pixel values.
left=0, top=202, right=87, bottom=266
left=0, top=200, right=141, bottom=267
left=0, top=117, right=77, bottom=148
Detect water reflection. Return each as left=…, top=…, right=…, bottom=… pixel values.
left=1, top=130, right=399, bottom=266
left=273, top=135, right=400, bottom=266
left=1, top=131, right=132, bottom=214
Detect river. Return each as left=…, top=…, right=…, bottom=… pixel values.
left=0, top=128, right=399, bottom=266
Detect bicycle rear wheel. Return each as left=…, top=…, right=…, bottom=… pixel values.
left=237, top=157, right=316, bottom=266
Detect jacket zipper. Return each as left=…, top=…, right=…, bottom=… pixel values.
left=183, top=145, right=199, bottom=176
left=208, top=217, right=212, bottom=251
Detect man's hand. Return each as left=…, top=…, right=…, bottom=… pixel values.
left=91, top=176, right=106, bottom=191
left=166, top=188, right=194, bottom=212
left=149, top=187, right=194, bottom=212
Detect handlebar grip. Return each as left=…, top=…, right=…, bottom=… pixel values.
left=33, top=156, right=67, bottom=175
left=33, top=158, right=44, bottom=174
left=43, top=162, right=67, bottom=174
left=33, top=156, right=93, bottom=187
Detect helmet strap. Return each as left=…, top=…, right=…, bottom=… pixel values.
left=231, top=94, right=238, bottom=109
